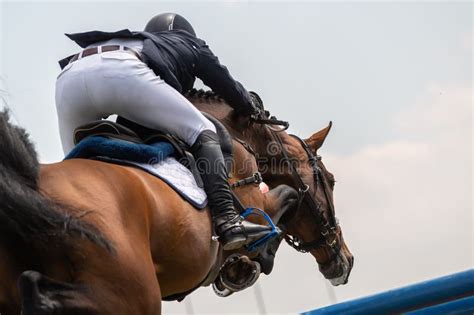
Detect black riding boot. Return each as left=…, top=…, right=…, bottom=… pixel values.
left=191, top=130, right=271, bottom=250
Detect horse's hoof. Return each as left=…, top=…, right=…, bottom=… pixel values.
left=221, top=259, right=261, bottom=292
left=215, top=254, right=262, bottom=294
left=212, top=278, right=234, bottom=298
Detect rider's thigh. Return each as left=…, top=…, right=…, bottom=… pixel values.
left=55, top=59, right=105, bottom=154
left=90, top=57, right=216, bottom=146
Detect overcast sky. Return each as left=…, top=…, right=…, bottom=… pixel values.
left=1, top=1, right=472, bottom=314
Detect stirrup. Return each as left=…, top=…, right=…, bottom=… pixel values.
left=240, top=208, right=280, bottom=252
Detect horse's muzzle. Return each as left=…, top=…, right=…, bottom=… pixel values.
left=320, top=251, right=354, bottom=286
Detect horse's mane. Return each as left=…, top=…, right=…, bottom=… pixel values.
left=185, top=88, right=225, bottom=104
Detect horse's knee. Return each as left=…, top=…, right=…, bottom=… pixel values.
left=18, top=270, right=99, bottom=315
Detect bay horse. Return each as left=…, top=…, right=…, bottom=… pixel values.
left=190, top=90, right=354, bottom=286
left=0, top=87, right=353, bottom=313
left=0, top=110, right=297, bottom=314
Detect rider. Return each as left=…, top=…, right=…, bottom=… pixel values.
left=56, top=13, right=270, bottom=251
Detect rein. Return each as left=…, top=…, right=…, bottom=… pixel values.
left=251, top=111, right=290, bottom=131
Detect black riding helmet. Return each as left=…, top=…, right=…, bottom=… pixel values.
left=144, top=13, right=196, bottom=37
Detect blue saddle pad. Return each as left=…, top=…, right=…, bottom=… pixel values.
left=64, top=136, right=207, bottom=209
left=65, top=136, right=175, bottom=163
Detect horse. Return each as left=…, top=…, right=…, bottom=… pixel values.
left=1, top=87, right=354, bottom=313
left=189, top=89, right=354, bottom=286
left=0, top=110, right=298, bottom=314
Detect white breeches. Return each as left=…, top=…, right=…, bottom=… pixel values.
left=55, top=51, right=215, bottom=154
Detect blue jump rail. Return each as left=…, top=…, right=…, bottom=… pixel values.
left=303, top=269, right=474, bottom=315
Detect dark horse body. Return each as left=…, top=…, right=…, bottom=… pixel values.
left=0, top=92, right=353, bottom=314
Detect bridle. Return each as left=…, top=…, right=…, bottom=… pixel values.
left=244, top=114, right=342, bottom=264
left=272, top=132, right=340, bottom=257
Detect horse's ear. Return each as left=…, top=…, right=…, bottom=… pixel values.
left=305, top=121, right=332, bottom=153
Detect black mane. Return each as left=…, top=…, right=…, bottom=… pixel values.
left=185, top=88, right=225, bottom=103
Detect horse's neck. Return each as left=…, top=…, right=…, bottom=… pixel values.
left=192, top=100, right=231, bottom=120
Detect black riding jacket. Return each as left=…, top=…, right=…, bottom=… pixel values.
left=58, top=29, right=253, bottom=114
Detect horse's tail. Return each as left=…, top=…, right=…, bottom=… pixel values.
left=0, top=110, right=113, bottom=253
